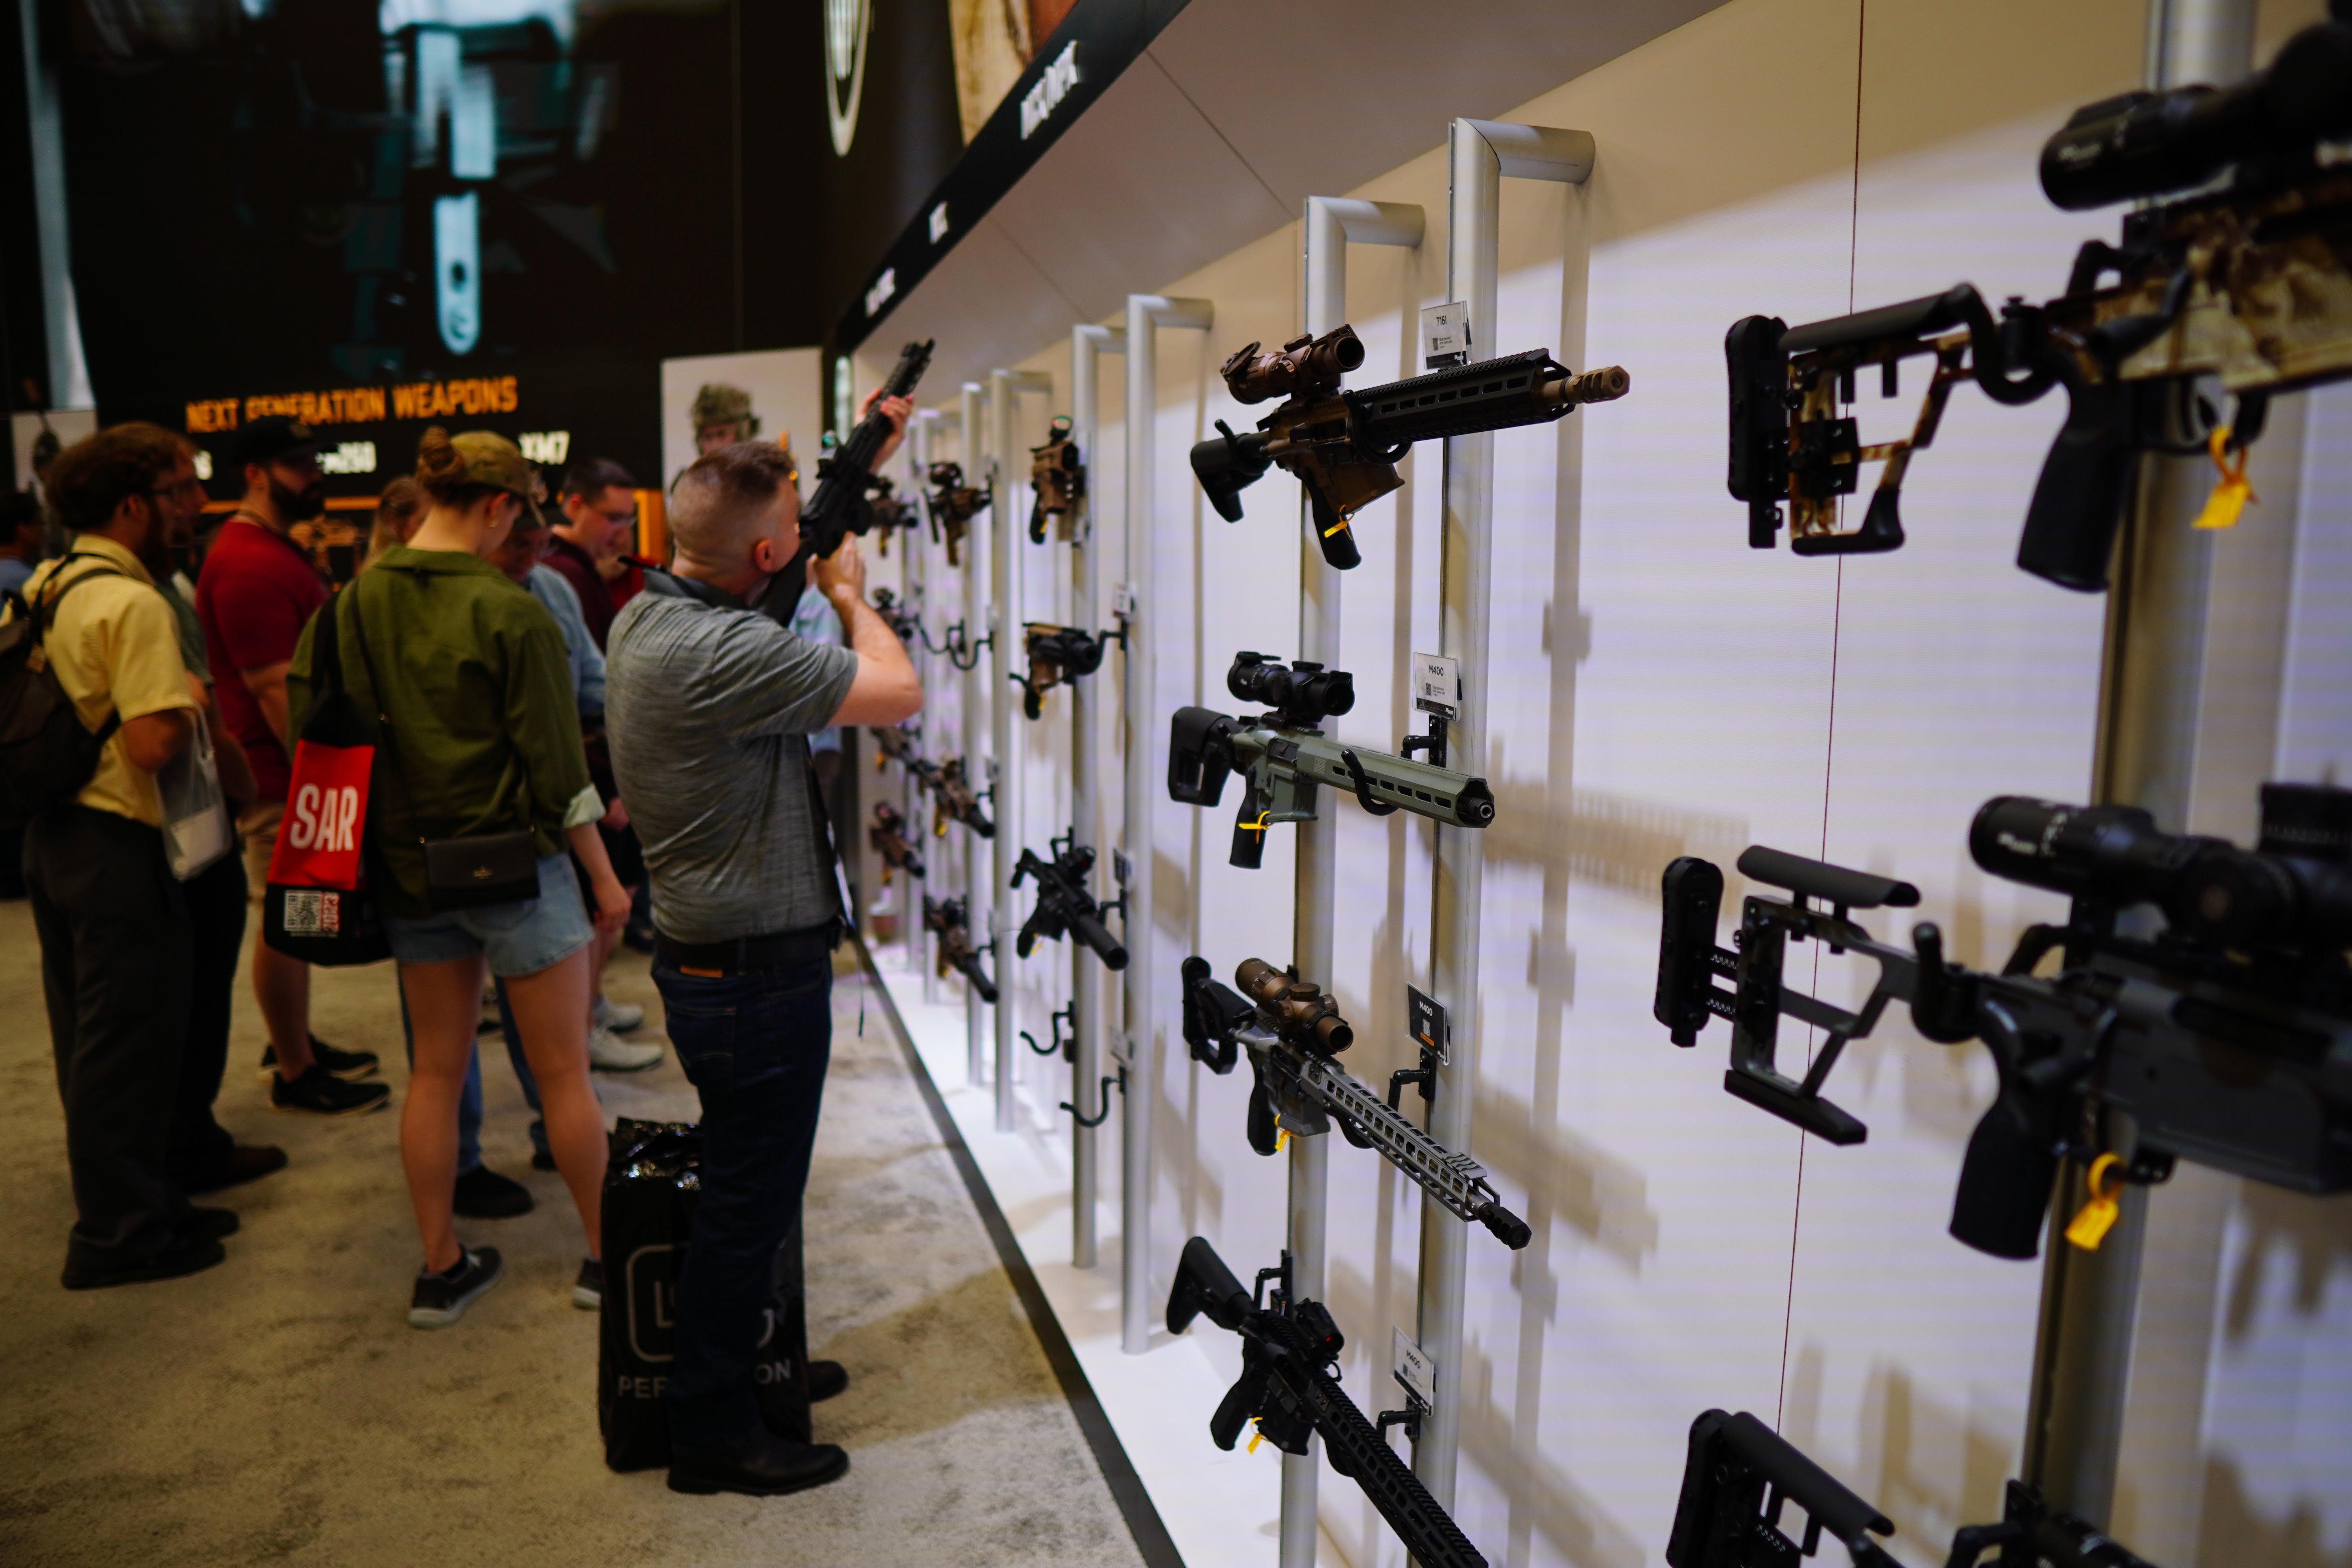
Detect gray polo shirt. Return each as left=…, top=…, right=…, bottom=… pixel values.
left=606, top=581, right=857, bottom=943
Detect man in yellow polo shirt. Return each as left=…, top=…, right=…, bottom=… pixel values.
left=17, top=427, right=233, bottom=1289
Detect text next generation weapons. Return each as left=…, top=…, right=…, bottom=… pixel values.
left=1181, top=955, right=1530, bottom=1248
left=1169, top=652, right=1494, bottom=869
left=1167, top=1238, right=1491, bottom=1568
left=1727, top=11, right=2352, bottom=589
left=1655, top=783, right=2352, bottom=1260
left=1012, top=834, right=1127, bottom=972
left=1668, top=1407, right=2161, bottom=1568
left=1190, top=323, right=1630, bottom=568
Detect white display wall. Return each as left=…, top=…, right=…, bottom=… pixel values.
left=854, top=0, right=2352, bottom=1562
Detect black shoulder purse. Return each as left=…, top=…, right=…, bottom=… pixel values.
left=349, top=572, right=543, bottom=911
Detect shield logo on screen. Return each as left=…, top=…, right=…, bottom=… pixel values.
left=825, top=0, right=870, bottom=157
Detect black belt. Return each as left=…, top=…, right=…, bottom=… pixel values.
left=657, top=921, right=838, bottom=977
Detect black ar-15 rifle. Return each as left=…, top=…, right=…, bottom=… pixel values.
left=1727, top=11, right=2352, bottom=590
left=1181, top=955, right=1530, bottom=1248
left=794, top=339, right=933, bottom=568
left=1169, top=651, right=1495, bottom=869
left=1668, top=1409, right=2161, bottom=1568
left=1028, top=414, right=1084, bottom=543
left=1011, top=622, right=1122, bottom=720
left=1011, top=834, right=1126, bottom=971
left=867, top=802, right=924, bottom=882
left=1167, top=1237, right=1491, bottom=1568
left=1655, top=783, right=2352, bottom=1259
left=1190, top=323, right=1630, bottom=569
left=925, top=461, right=987, bottom=567
left=923, top=895, right=997, bottom=1003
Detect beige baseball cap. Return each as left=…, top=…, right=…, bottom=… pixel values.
left=448, top=431, right=549, bottom=526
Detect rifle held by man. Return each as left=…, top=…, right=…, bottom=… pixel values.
left=796, top=339, right=934, bottom=565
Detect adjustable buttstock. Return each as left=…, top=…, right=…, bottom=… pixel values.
left=1191, top=422, right=1273, bottom=523
left=1789, top=484, right=1904, bottom=555
left=1656, top=857, right=1726, bottom=1046
left=1168, top=1234, right=1253, bottom=1334
left=1725, top=314, right=1790, bottom=549
left=1167, top=707, right=1236, bottom=806
left=1179, top=955, right=1247, bottom=1073
left=1669, top=1408, right=1899, bottom=1568
left=2017, top=378, right=2140, bottom=592
left=1737, top=845, right=1919, bottom=910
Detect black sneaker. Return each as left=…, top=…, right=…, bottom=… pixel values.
left=453, top=1165, right=534, bottom=1218
left=62, top=1234, right=226, bottom=1291
left=180, top=1144, right=288, bottom=1195
left=272, top=1064, right=391, bottom=1117
left=181, top=1207, right=241, bottom=1241
left=408, top=1246, right=504, bottom=1328
left=667, top=1432, right=850, bottom=1498
left=573, top=1256, right=602, bottom=1310
left=809, top=1360, right=848, bottom=1403
left=257, top=1036, right=379, bottom=1084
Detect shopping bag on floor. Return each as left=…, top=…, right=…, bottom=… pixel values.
left=599, top=1118, right=812, bottom=1472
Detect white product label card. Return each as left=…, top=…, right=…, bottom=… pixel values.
left=1392, top=1327, right=1435, bottom=1407
left=1413, top=652, right=1461, bottom=718
left=1421, top=302, right=1470, bottom=367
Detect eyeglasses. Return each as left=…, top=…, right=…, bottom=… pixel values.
left=149, top=478, right=206, bottom=499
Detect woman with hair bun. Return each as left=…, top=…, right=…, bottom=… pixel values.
left=293, top=428, right=626, bottom=1327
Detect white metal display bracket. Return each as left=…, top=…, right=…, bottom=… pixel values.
left=991, top=366, right=1057, bottom=1134
left=1122, top=292, right=1214, bottom=1355
left=960, top=380, right=992, bottom=1088
left=1281, top=194, right=1425, bottom=1568
left=1068, top=322, right=1126, bottom=1271
left=1417, top=118, right=1594, bottom=1513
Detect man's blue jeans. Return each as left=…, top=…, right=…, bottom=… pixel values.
left=655, top=952, right=833, bottom=1450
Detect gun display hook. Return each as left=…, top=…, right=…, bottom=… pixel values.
left=943, top=620, right=992, bottom=672
left=1060, top=1067, right=1124, bottom=1129
left=1340, top=749, right=1400, bottom=817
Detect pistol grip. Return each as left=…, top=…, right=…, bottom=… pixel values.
left=1306, top=487, right=1364, bottom=572
left=1948, top=1099, right=2059, bottom=1259
left=2017, top=378, right=2138, bottom=592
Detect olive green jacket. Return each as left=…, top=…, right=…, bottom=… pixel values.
left=290, top=546, right=597, bottom=917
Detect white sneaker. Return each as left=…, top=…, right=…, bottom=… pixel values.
left=592, top=995, right=646, bottom=1033
left=587, top=1024, right=663, bottom=1074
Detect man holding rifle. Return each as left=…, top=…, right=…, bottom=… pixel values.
left=604, top=392, right=918, bottom=1498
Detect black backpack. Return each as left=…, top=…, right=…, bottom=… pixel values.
left=0, top=558, right=125, bottom=827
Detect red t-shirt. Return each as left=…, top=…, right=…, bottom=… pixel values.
left=196, top=516, right=329, bottom=801
left=543, top=535, right=616, bottom=651
left=606, top=559, right=644, bottom=613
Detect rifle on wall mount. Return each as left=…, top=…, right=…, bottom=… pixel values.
left=1727, top=11, right=2352, bottom=589
left=1189, top=323, right=1629, bottom=568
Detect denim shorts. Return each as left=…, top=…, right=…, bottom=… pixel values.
left=382, top=853, right=592, bottom=976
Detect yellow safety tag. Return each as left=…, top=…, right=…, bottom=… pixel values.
left=2063, top=1153, right=2126, bottom=1251
left=1275, top=1129, right=1288, bottom=1153
left=2191, top=426, right=2256, bottom=531
left=1247, top=1428, right=1265, bottom=1455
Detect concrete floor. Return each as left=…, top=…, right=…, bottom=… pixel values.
left=0, top=896, right=1147, bottom=1567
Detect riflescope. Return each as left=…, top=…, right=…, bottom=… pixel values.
left=1227, top=651, right=1354, bottom=726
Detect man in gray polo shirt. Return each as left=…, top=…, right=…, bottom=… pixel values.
left=606, top=427, right=918, bottom=1498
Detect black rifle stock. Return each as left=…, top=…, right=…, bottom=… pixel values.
left=923, top=895, right=997, bottom=1003
left=1667, top=1409, right=1899, bottom=1568
left=1655, top=783, right=2352, bottom=1259
left=794, top=339, right=933, bottom=569
left=1190, top=324, right=1630, bottom=569
left=1728, top=11, right=2352, bottom=590
left=1180, top=956, right=1530, bottom=1248
left=1166, top=1238, right=1490, bottom=1568
left=1169, top=653, right=1492, bottom=870
left=1012, top=835, right=1127, bottom=970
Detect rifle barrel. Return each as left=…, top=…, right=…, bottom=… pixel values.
left=1351, top=348, right=1628, bottom=450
